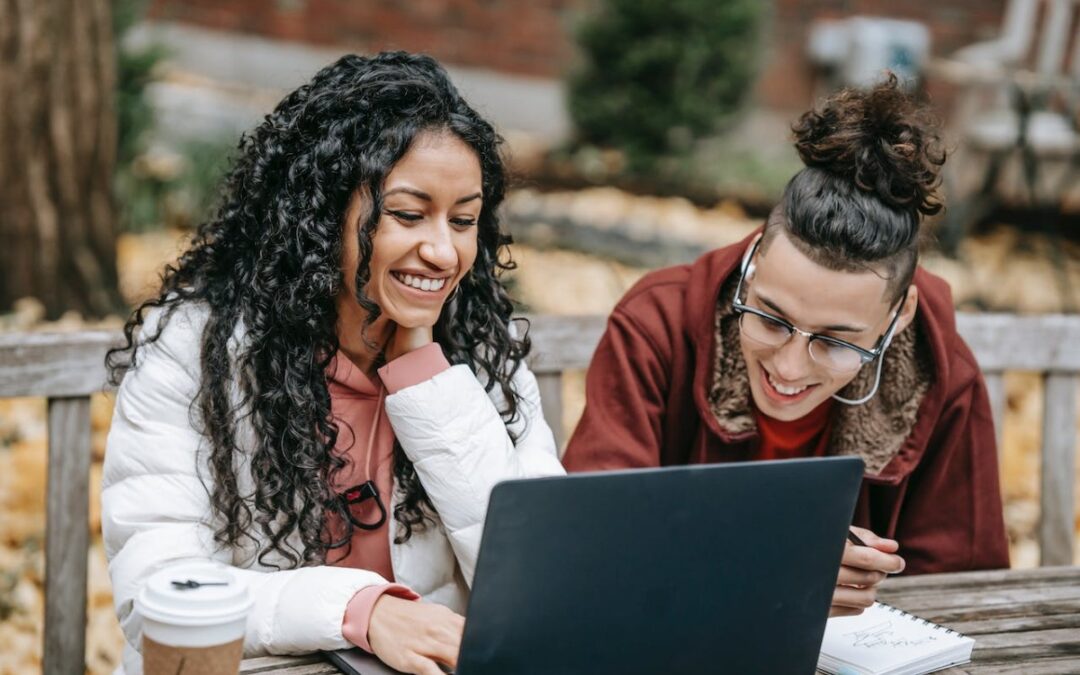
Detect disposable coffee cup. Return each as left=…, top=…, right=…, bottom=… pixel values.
left=136, top=561, right=253, bottom=675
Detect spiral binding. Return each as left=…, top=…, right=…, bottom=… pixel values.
left=876, top=602, right=960, bottom=636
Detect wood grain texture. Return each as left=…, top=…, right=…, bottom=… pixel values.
left=1040, top=373, right=1078, bottom=566
left=523, top=314, right=607, bottom=373
left=239, top=654, right=335, bottom=675
left=982, top=371, right=1006, bottom=455
left=955, top=314, right=1080, bottom=371
left=535, top=371, right=565, bottom=451
left=43, top=396, right=91, bottom=675
left=0, top=330, right=118, bottom=397
left=876, top=566, right=1080, bottom=673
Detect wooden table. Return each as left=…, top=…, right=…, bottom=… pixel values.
left=239, top=566, right=1080, bottom=674
left=876, top=566, right=1080, bottom=674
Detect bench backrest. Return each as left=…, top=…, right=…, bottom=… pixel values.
left=0, top=314, right=1077, bottom=674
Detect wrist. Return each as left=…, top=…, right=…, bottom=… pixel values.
left=379, top=342, right=450, bottom=393
left=343, top=583, right=419, bottom=652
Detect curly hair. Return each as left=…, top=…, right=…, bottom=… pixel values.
left=764, top=73, right=947, bottom=301
left=106, top=52, right=528, bottom=569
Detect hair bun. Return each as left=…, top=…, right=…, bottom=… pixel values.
left=792, top=73, right=946, bottom=216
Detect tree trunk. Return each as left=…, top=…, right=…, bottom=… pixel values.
left=0, top=0, right=124, bottom=320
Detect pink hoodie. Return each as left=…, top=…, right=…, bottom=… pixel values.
left=327, top=342, right=449, bottom=652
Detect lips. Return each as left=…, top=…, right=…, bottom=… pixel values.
left=760, top=365, right=818, bottom=405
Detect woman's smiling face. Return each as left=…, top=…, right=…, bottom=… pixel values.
left=340, top=130, right=483, bottom=331
left=739, top=230, right=917, bottom=421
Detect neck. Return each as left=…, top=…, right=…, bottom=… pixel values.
left=336, top=295, right=391, bottom=379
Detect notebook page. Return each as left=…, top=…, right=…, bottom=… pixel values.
left=818, top=603, right=974, bottom=675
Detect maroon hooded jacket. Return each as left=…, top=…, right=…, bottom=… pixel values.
left=563, top=233, right=1009, bottom=575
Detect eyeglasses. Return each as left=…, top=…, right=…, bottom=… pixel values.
left=732, top=238, right=903, bottom=373
left=338, top=480, right=387, bottom=530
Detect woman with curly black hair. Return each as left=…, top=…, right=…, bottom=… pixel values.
left=102, top=52, right=564, bottom=675
left=565, top=75, right=1009, bottom=613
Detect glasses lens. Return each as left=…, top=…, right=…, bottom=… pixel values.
left=809, top=340, right=864, bottom=372
left=739, top=312, right=792, bottom=346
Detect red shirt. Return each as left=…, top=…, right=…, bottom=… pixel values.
left=753, top=400, right=833, bottom=461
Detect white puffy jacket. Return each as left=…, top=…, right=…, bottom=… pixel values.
left=102, top=303, right=565, bottom=674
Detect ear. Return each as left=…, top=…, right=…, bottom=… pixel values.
left=895, top=285, right=919, bottom=334
left=742, top=232, right=764, bottom=279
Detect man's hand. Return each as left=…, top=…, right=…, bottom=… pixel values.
left=830, top=526, right=905, bottom=618
left=368, top=595, right=464, bottom=675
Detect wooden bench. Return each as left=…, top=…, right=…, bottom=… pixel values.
left=1, top=313, right=1077, bottom=674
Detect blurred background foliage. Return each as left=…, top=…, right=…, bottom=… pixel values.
left=567, top=0, right=766, bottom=174
left=113, top=0, right=233, bottom=233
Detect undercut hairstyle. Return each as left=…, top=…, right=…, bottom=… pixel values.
left=106, top=52, right=527, bottom=568
left=763, top=73, right=947, bottom=303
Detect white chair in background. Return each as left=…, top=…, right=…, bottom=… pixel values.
left=936, top=0, right=1080, bottom=259
left=933, top=0, right=1075, bottom=308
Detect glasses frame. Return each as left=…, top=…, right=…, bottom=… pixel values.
left=731, top=238, right=904, bottom=371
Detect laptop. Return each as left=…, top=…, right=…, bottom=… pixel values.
left=327, top=456, right=864, bottom=675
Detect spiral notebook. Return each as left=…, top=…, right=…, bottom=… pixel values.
left=817, top=602, right=974, bottom=675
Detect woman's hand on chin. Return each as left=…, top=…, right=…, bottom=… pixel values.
left=384, top=323, right=434, bottom=363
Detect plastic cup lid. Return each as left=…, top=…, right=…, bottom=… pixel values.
left=136, top=560, right=253, bottom=627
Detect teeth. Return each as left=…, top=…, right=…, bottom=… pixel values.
left=767, top=371, right=808, bottom=396
left=393, top=273, right=446, bottom=292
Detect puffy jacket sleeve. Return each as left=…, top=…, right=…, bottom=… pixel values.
left=102, top=306, right=389, bottom=659
left=383, top=359, right=565, bottom=585
left=892, top=364, right=1010, bottom=574
left=562, top=308, right=672, bottom=471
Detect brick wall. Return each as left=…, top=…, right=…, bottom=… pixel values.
left=148, top=0, right=1007, bottom=110
left=147, top=0, right=583, bottom=79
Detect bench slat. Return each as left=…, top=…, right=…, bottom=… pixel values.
left=535, top=372, right=565, bottom=451
left=524, top=315, right=606, bottom=373
left=956, top=314, right=1080, bottom=371
left=1040, top=373, right=1078, bottom=566
left=43, top=396, right=91, bottom=675
left=1, top=314, right=1077, bottom=393
left=984, top=370, right=1007, bottom=457
left=0, top=331, right=118, bottom=398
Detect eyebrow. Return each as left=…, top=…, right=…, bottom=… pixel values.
left=383, top=187, right=482, bottom=205
left=756, top=293, right=867, bottom=334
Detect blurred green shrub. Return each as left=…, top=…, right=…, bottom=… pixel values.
left=112, top=0, right=234, bottom=231
left=568, top=0, right=764, bottom=170
left=115, top=139, right=234, bottom=231
left=114, top=0, right=164, bottom=175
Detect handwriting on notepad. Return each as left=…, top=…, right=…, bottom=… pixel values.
left=845, top=620, right=940, bottom=648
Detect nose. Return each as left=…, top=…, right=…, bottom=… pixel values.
left=770, top=332, right=814, bottom=382
left=418, top=220, right=457, bottom=269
